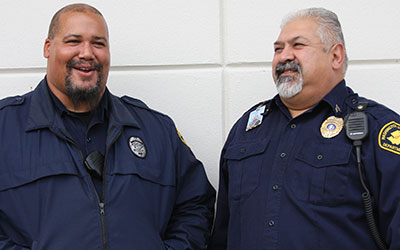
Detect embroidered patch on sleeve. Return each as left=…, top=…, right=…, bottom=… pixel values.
left=378, top=121, right=400, bottom=155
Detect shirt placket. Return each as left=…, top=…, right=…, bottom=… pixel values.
left=264, top=115, right=299, bottom=249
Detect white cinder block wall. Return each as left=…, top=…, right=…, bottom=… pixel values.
left=1, top=0, right=399, bottom=188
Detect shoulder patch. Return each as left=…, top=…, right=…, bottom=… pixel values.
left=378, top=121, right=400, bottom=155
left=0, top=96, right=25, bottom=110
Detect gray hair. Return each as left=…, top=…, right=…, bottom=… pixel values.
left=281, top=8, right=348, bottom=74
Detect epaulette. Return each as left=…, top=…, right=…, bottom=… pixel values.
left=0, top=96, right=25, bottom=110
left=121, top=95, right=169, bottom=117
left=358, top=98, right=396, bottom=121
left=248, top=99, right=272, bottom=113
left=120, top=95, right=174, bottom=127
left=121, top=96, right=150, bottom=110
left=357, top=97, right=377, bottom=108
left=346, top=96, right=377, bottom=111
left=346, top=96, right=383, bottom=120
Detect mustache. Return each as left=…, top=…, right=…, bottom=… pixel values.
left=66, top=59, right=102, bottom=72
left=275, top=61, right=301, bottom=78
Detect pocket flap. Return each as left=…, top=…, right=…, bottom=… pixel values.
left=224, top=138, right=270, bottom=161
left=296, top=143, right=352, bottom=168
left=111, top=161, right=175, bottom=186
left=0, top=162, right=79, bottom=191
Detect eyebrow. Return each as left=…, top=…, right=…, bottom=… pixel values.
left=93, top=36, right=108, bottom=43
left=63, top=34, right=108, bottom=43
left=274, top=36, right=311, bottom=46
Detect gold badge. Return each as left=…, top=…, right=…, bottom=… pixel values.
left=320, top=116, right=344, bottom=138
left=378, top=121, right=400, bottom=155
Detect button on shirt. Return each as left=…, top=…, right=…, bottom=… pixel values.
left=209, top=80, right=400, bottom=249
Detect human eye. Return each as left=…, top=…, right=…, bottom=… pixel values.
left=65, top=39, right=80, bottom=45
left=293, top=42, right=306, bottom=48
left=93, top=41, right=106, bottom=47
left=274, top=46, right=283, bottom=53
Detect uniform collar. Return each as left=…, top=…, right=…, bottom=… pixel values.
left=270, top=79, right=357, bottom=118
left=26, top=77, right=140, bottom=132
left=320, top=79, right=358, bottom=117
left=46, top=81, right=109, bottom=126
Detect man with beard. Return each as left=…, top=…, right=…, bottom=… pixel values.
left=209, top=7, right=400, bottom=250
left=0, top=4, right=215, bottom=250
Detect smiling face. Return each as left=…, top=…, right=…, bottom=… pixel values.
left=44, top=11, right=110, bottom=111
left=273, top=17, right=335, bottom=101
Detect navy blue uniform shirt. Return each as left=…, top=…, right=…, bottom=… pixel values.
left=209, top=80, right=400, bottom=250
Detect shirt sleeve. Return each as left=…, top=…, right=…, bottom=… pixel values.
left=207, top=149, right=229, bottom=250
left=163, top=125, right=216, bottom=250
left=365, top=114, right=400, bottom=249
left=0, top=234, right=30, bottom=250
left=208, top=122, right=240, bottom=250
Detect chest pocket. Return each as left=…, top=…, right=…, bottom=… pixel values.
left=224, top=138, right=270, bottom=200
left=107, top=133, right=176, bottom=188
left=288, top=143, right=353, bottom=206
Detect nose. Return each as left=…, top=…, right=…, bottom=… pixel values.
left=78, top=42, right=95, bottom=60
left=277, top=47, right=295, bottom=63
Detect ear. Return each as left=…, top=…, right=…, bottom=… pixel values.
left=330, top=43, right=346, bottom=71
left=43, top=38, right=51, bottom=58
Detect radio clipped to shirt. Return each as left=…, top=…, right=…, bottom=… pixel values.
left=345, top=101, right=388, bottom=250
left=84, top=150, right=105, bottom=179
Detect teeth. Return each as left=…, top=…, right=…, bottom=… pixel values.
left=77, top=67, right=91, bottom=72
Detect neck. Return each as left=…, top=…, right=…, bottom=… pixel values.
left=287, top=107, right=310, bottom=118
left=51, top=89, right=99, bottom=113
left=67, top=102, right=95, bottom=113
left=46, top=81, right=104, bottom=113
left=280, top=90, right=320, bottom=118
left=281, top=77, right=344, bottom=118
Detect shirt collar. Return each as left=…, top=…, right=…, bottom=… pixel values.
left=46, top=82, right=109, bottom=123
left=269, top=79, right=355, bottom=118
left=321, top=80, right=346, bottom=110
left=26, top=77, right=139, bottom=132
left=319, top=79, right=355, bottom=117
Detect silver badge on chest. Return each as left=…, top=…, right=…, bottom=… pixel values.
left=246, top=105, right=266, bottom=131
left=129, top=136, right=147, bottom=158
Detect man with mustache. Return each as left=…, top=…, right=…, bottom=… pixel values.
left=0, top=4, right=215, bottom=249
left=209, top=8, right=400, bottom=250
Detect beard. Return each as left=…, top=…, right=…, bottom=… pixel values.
left=65, top=59, right=104, bottom=110
left=275, top=61, right=303, bottom=98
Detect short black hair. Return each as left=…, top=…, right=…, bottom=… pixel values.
left=47, top=3, right=104, bottom=39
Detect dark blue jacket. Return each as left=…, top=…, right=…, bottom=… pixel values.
left=0, top=78, right=215, bottom=250
left=209, top=80, right=400, bottom=250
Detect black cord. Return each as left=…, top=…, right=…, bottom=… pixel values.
left=355, top=144, right=388, bottom=250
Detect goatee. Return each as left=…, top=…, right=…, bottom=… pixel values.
left=275, top=61, right=303, bottom=98
left=65, top=59, right=104, bottom=110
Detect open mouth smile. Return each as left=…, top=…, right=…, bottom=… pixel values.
left=67, top=59, right=102, bottom=76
